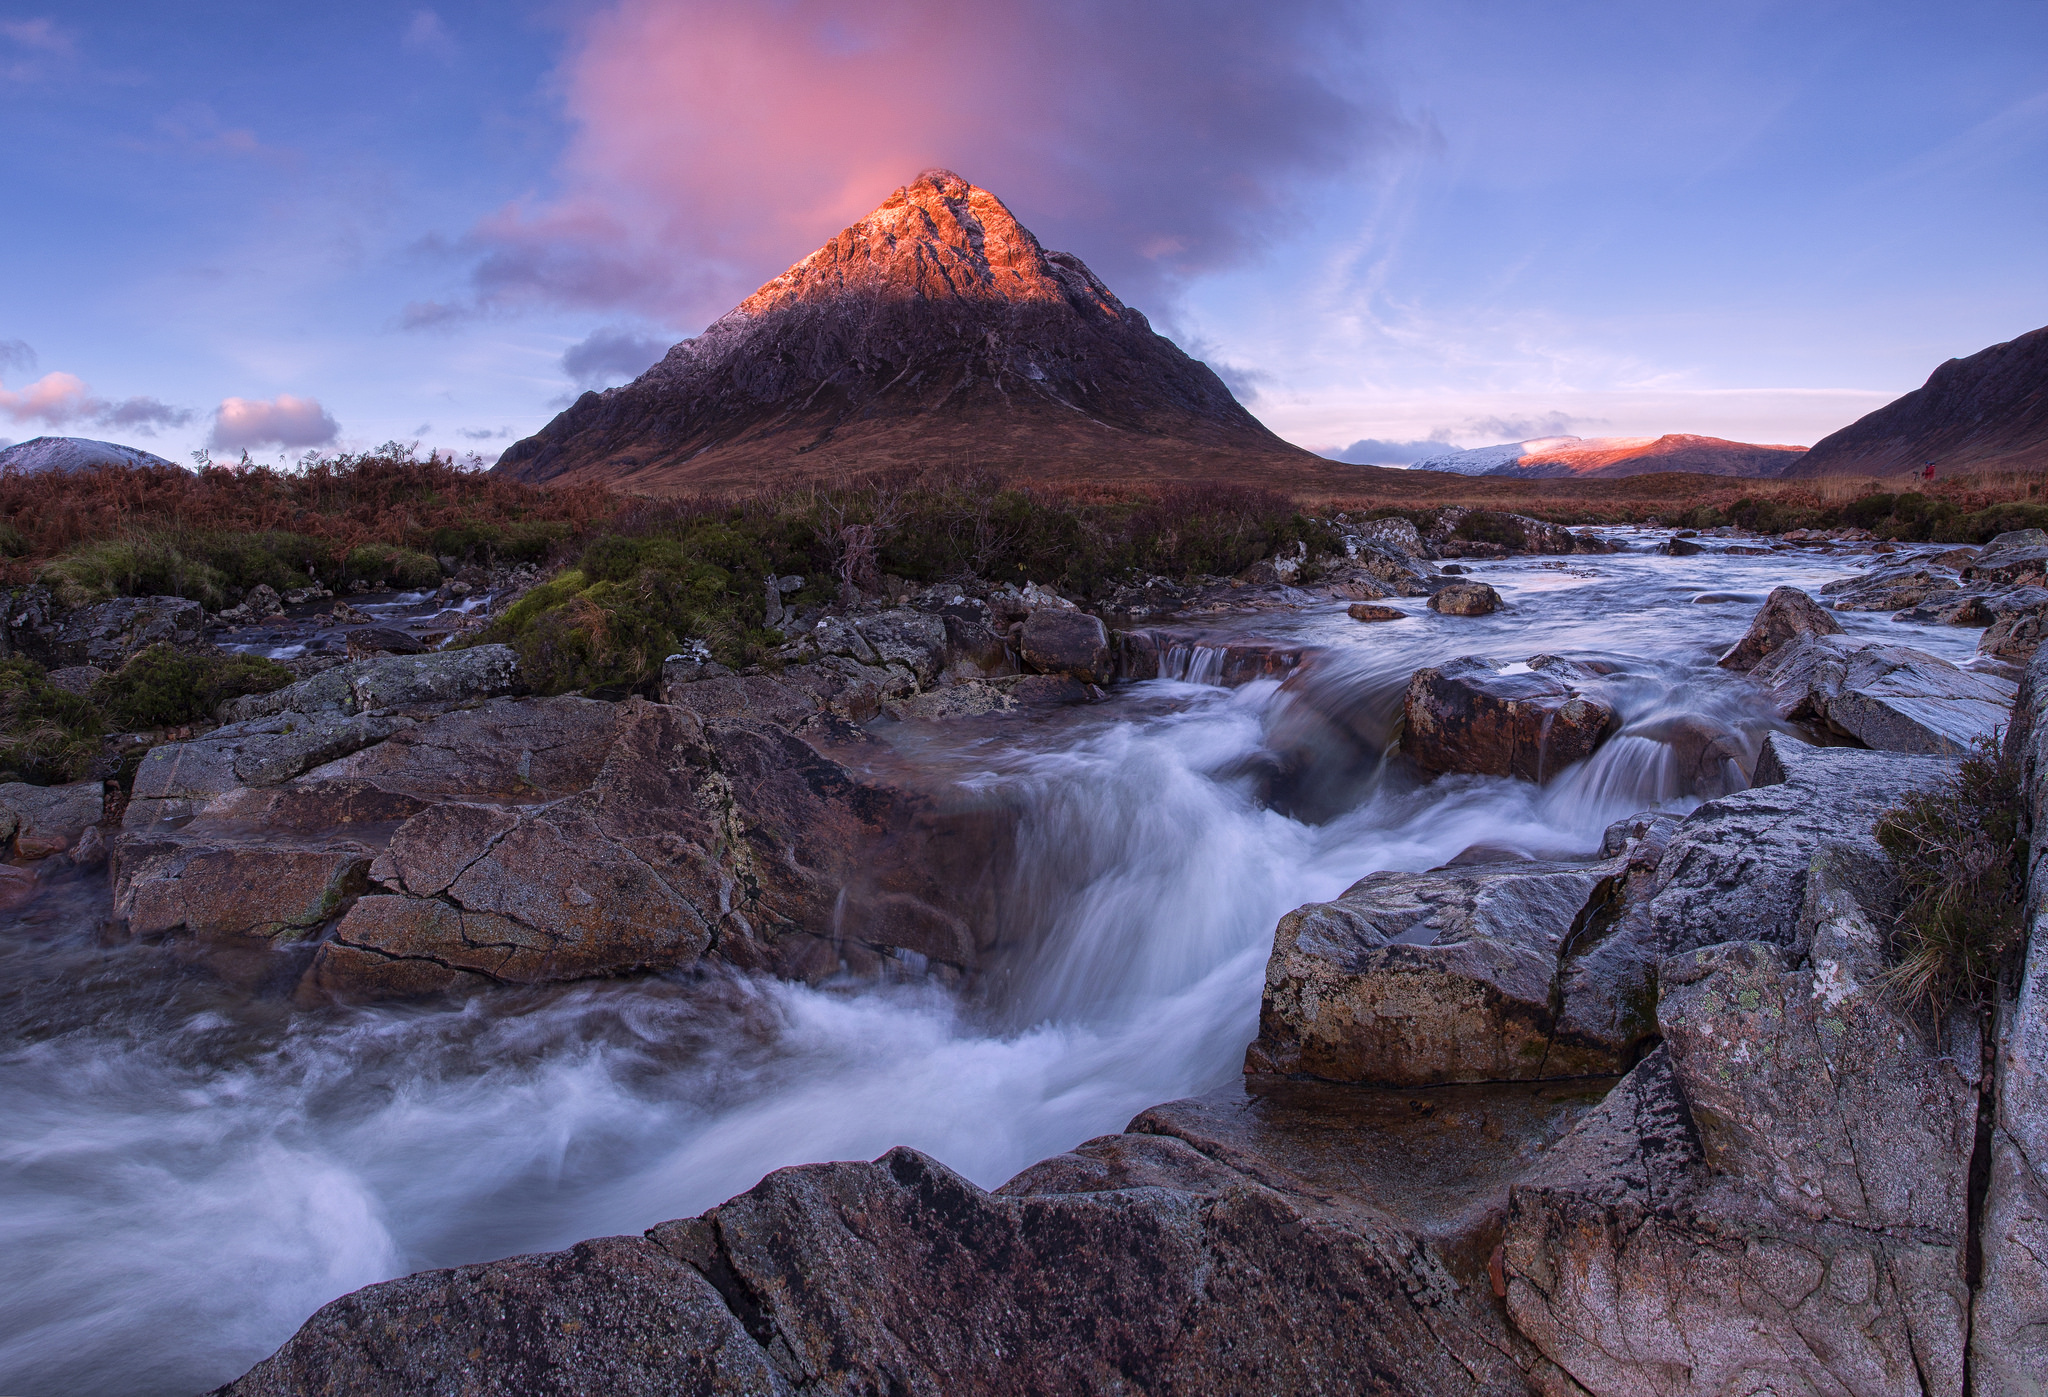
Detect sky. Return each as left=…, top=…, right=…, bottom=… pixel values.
left=1, top=0, right=2043, bottom=467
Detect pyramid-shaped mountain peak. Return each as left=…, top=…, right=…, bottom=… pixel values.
left=495, top=172, right=1331, bottom=494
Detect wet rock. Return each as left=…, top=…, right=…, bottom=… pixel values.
left=882, top=680, right=1020, bottom=722
left=215, top=584, right=285, bottom=626
left=0, top=779, right=104, bottom=857
left=29, top=594, right=206, bottom=668
left=1347, top=603, right=1405, bottom=622
left=1750, top=636, right=2016, bottom=753
left=1351, top=544, right=1441, bottom=596
left=219, top=1096, right=1542, bottom=1397
left=1246, top=857, right=1628, bottom=1086
left=1504, top=862, right=1978, bottom=1397
left=1974, top=643, right=2048, bottom=1384
left=1351, top=516, right=1425, bottom=558
left=345, top=627, right=429, bottom=658
left=1716, top=585, right=1843, bottom=671
left=1662, top=535, right=1702, bottom=556
left=1819, top=561, right=1961, bottom=611
left=1551, top=735, right=1956, bottom=1057
left=1426, top=581, right=1501, bottom=615
left=222, top=644, right=523, bottom=723
left=1964, top=529, right=2048, bottom=587
left=1402, top=656, right=1615, bottom=782
left=1017, top=609, right=1112, bottom=683
left=118, top=693, right=1014, bottom=999
left=1979, top=602, right=2048, bottom=661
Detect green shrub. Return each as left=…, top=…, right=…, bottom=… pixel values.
left=1875, top=738, right=2028, bottom=1020
left=92, top=644, right=293, bottom=730
left=39, top=536, right=232, bottom=609
left=1933, top=502, right=2048, bottom=545
left=0, top=659, right=102, bottom=785
left=344, top=544, right=443, bottom=590
left=1453, top=510, right=1528, bottom=550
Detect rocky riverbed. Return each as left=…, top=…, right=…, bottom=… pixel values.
left=4, top=524, right=2047, bottom=1394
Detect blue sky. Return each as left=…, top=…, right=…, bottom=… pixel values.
left=1, top=0, right=2043, bottom=467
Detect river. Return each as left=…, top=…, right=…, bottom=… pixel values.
left=0, top=537, right=1992, bottom=1395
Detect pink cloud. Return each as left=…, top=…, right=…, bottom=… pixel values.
left=211, top=395, right=341, bottom=450
left=426, top=0, right=1409, bottom=327
left=0, top=371, right=91, bottom=426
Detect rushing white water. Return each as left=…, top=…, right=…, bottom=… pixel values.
left=0, top=540, right=1995, bottom=1395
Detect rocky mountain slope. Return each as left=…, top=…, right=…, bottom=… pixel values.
left=1413, top=433, right=1809, bottom=479
left=494, top=170, right=1350, bottom=495
left=1790, top=322, right=2048, bottom=476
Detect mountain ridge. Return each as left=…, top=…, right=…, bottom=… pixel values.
left=1410, top=432, right=1808, bottom=479
left=1786, top=323, right=2048, bottom=477
left=495, top=170, right=1345, bottom=494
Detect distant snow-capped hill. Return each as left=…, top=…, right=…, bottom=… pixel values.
left=0, top=436, right=185, bottom=474
left=1412, top=433, right=1808, bottom=479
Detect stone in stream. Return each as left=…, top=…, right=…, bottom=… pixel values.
left=1347, top=602, right=1405, bottom=622
left=1244, top=856, right=1631, bottom=1086
left=1819, top=561, right=1963, bottom=612
left=1979, top=602, right=2048, bottom=662
left=1963, top=528, right=2048, bottom=587
left=1017, top=608, right=1113, bottom=683
left=1426, top=580, right=1501, bottom=616
left=1716, top=584, right=1843, bottom=671
left=1749, top=635, right=2017, bottom=753
left=1401, top=655, right=1615, bottom=782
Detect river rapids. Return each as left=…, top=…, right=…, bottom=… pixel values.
left=0, top=539, right=1996, bottom=1395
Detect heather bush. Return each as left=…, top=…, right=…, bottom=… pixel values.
left=0, top=659, right=102, bottom=785
left=1875, top=738, right=2028, bottom=1021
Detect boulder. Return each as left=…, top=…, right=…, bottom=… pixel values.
left=0, top=779, right=104, bottom=857
left=1979, top=603, right=2048, bottom=661
left=1551, top=735, right=1956, bottom=1056
left=1246, top=856, right=1629, bottom=1086
left=1963, top=530, right=2048, bottom=587
left=1819, top=562, right=1961, bottom=611
left=1351, top=516, right=1426, bottom=558
left=1017, top=609, right=1112, bottom=683
left=1662, top=535, right=1702, bottom=556
left=114, top=693, right=1015, bottom=999
left=26, top=594, right=206, bottom=668
left=1402, top=656, right=1615, bottom=781
left=1503, top=861, right=1979, bottom=1396
left=217, top=1086, right=1561, bottom=1397
left=1750, top=636, right=2016, bottom=753
left=1716, top=585, right=1844, bottom=671
left=222, top=644, right=522, bottom=723
left=1427, top=581, right=1501, bottom=616
left=1347, top=603, right=1404, bottom=622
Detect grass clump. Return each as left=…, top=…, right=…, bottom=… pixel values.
left=344, top=544, right=442, bottom=591
left=0, top=659, right=103, bottom=785
left=1875, top=738, right=2029, bottom=1020
left=92, top=645, right=293, bottom=730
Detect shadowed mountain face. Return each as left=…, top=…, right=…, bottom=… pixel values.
left=1789, top=323, right=2048, bottom=477
left=495, top=170, right=1335, bottom=495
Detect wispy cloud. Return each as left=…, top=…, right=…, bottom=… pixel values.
left=1456, top=410, right=1603, bottom=443
left=210, top=395, right=340, bottom=450
left=0, top=15, right=73, bottom=82
left=0, top=340, right=35, bottom=375
left=561, top=325, right=668, bottom=387
left=402, top=9, right=457, bottom=60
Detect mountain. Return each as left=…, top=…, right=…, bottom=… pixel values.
left=1787, top=323, right=2048, bottom=477
left=494, top=170, right=1347, bottom=495
left=1411, top=433, right=1808, bottom=479
left=0, top=436, right=184, bottom=474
